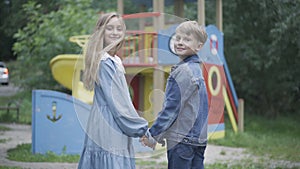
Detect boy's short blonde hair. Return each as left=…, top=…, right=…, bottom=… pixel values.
left=176, top=21, right=208, bottom=44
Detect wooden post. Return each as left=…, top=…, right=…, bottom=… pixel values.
left=139, top=5, right=146, bottom=30
left=174, top=0, right=184, bottom=18
left=117, top=0, right=123, bottom=15
left=153, top=67, right=165, bottom=117
left=216, top=0, right=223, bottom=31
left=152, top=0, right=165, bottom=117
left=198, top=0, right=205, bottom=26
left=153, top=0, right=164, bottom=30
left=238, top=99, right=244, bottom=132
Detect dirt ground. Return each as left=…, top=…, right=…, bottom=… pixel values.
left=0, top=123, right=300, bottom=169
left=0, top=123, right=250, bottom=169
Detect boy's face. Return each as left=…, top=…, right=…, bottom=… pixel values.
left=104, top=17, right=124, bottom=47
left=173, top=32, right=202, bottom=58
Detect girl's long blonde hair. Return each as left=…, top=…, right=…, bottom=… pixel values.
left=83, top=12, right=126, bottom=91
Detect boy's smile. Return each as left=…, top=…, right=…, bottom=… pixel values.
left=174, top=33, right=202, bottom=58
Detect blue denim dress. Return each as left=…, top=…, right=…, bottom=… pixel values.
left=78, top=53, right=148, bottom=169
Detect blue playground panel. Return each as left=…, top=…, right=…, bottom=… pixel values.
left=32, top=90, right=152, bottom=154
left=32, top=90, right=90, bottom=154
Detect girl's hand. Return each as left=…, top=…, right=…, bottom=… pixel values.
left=139, top=135, right=156, bottom=150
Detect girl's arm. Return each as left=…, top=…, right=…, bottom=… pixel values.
left=99, top=59, right=148, bottom=137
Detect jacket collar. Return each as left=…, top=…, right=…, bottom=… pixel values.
left=171, top=55, right=200, bottom=72
left=179, top=55, right=200, bottom=65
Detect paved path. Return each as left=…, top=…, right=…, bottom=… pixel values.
left=0, top=84, right=19, bottom=97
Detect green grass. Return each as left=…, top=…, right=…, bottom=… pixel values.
left=206, top=162, right=266, bottom=169
left=135, top=148, right=168, bottom=168
left=0, top=125, right=11, bottom=143
left=206, top=162, right=300, bottom=169
left=0, top=125, right=10, bottom=131
left=205, top=157, right=300, bottom=169
left=0, top=166, right=23, bottom=169
left=209, top=113, right=300, bottom=163
left=0, top=138, right=11, bottom=143
left=135, top=160, right=167, bottom=169
left=7, top=143, right=80, bottom=163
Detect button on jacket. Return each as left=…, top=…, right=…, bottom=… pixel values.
left=149, top=55, right=209, bottom=147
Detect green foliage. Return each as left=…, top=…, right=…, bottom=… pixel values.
left=12, top=0, right=98, bottom=91
left=0, top=0, right=62, bottom=61
left=222, top=0, right=300, bottom=117
left=163, top=1, right=216, bottom=26
left=0, top=113, right=15, bottom=123
left=0, top=90, right=32, bottom=124
left=90, top=0, right=139, bottom=14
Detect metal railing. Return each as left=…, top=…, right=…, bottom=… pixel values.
left=69, top=31, right=157, bottom=66
left=69, top=12, right=161, bottom=66
left=118, top=31, right=157, bottom=66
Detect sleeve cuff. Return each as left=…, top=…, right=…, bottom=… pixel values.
left=145, top=128, right=157, bottom=145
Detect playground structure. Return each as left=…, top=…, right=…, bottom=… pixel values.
left=32, top=0, right=243, bottom=155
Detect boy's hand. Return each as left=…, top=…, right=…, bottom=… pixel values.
left=139, top=135, right=156, bottom=150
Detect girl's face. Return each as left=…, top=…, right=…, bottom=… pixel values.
left=104, top=17, right=124, bottom=47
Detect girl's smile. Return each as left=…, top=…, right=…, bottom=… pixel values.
left=104, top=17, right=124, bottom=47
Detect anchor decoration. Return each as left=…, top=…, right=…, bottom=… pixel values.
left=47, top=101, right=62, bottom=122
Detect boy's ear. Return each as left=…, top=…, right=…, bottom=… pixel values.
left=196, top=42, right=203, bottom=51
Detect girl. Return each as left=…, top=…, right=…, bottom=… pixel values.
left=78, top=12, right=150, bottom=169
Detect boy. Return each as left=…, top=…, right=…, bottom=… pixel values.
left=142, top=21, right=209, bottom=169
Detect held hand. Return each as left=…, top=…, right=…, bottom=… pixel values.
left=139, top=135, right=156, bottom=150
left=139, top=135, right=147, bottom=146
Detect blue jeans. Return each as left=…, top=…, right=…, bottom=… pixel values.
left=167, top=142, right=206, bottom=169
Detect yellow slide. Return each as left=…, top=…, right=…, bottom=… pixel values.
left=50, top=54, right=79, bottom=90
left=49, top=54, right=93, bottom=104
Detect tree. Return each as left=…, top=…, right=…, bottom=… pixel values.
left=10, top=0, right=142, bottom=91
left=222, top=0, right=300, bottom=117
left=0, top=0, right=61, bottom=61
left=12, top=0, right=98, bottom=91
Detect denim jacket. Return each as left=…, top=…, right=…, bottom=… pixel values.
left=149, top=55, right=209, bottom=146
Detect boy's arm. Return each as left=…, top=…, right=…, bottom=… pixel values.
left=149, top=76, right=181, bottom=142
